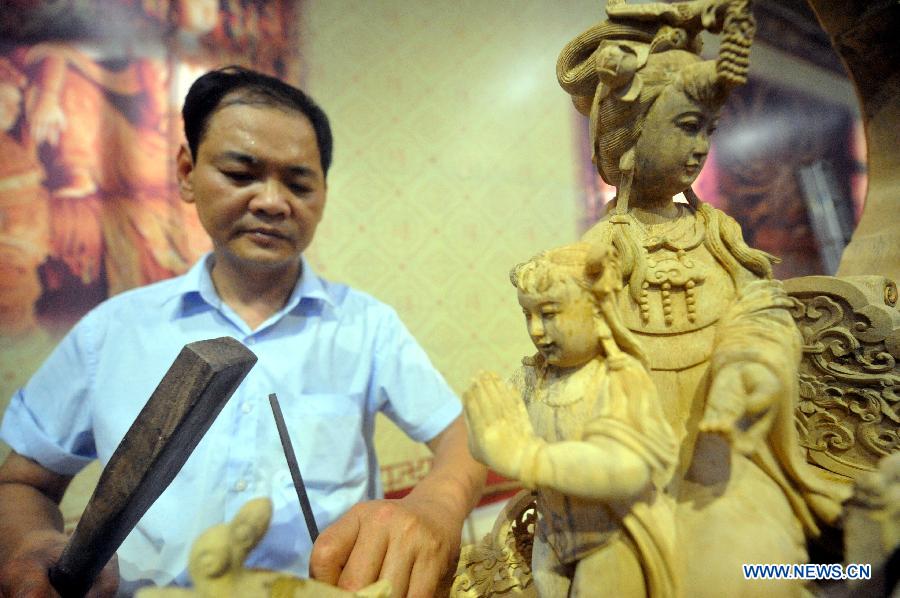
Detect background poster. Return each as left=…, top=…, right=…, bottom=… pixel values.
left=0, top=0, right=299, bottom=421
left=0, top=0, right=300, bottom=338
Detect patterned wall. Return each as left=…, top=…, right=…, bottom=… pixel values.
left=298, top=0, right=600, bottom=489
left=0, top=0, right=602, bottom=515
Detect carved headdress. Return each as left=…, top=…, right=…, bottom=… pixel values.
left=562, top=1, right=776, bottom=283
left=557, top=0, right=755, bottom=197
left=511, top=242, right=650, bottom=369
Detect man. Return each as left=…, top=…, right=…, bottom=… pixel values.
left=0, top=66, right=485, bottom=597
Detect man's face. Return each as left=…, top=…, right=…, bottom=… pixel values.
left=518, top=282, right=600, bottom=369
left=633, top=84, right=719, bottom=200
left=177, top=102, right=326, bottom=273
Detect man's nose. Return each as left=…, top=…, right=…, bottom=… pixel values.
left=249, top=179, right=291, bottom=216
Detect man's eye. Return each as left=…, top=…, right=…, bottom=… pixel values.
left=224, top=171, right=254, bottom=183
left=542, top=312, right=557, bottom=320
left=288, top=183, right=311, bottom=195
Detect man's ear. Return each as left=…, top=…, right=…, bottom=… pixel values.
left=176, top=144, right=196, bottom=204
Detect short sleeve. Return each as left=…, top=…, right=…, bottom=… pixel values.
left=0, top=313, right=99, bottom=475
left=368, top=308, right=461, bottom=443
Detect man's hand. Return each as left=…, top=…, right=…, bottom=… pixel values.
left=700, top=361, right=781, bottom=454
left=0, top=452, right=118, bottom=597
left=462, top=371, right=534, bottom=478
left=0, top=529, right=119, bottom=598
left=310, top=417, right=484, bottom=598
left=309, top=495, right=457, bottom=598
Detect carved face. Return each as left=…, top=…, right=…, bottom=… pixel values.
left=632, top=83, right=719, bottom=201
left=518, top=282, right=601, bottom=369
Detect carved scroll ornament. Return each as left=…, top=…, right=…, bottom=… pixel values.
left=451, top=491, right=537, bottom=598
left=786, top=275, right=900, bottom=478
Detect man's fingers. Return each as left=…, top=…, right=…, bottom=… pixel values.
left=377, top=535, right=416, bottom=598
left=336, top=516, right=390, bottom=592
left=86, top=555, right=119, bottom=598
left=1, top=568, right=52, bottom=598
left=309, top=510, right=362, bottom=586
left=405, top=549, right=441, bottom=598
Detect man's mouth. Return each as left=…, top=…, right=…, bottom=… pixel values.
left=241, top=227, right=288, bottom=240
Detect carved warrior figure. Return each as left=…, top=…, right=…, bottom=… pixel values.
left=464, top=243, right=678, bottom=597
left=552, top=0, right=849, bottom=595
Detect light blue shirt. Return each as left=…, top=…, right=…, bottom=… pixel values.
left=1, top=254, right=461, bottom=590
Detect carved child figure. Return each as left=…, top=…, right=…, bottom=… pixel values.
left=463, top=243, right=678, bottom=597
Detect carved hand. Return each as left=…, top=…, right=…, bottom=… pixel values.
left=461, top=372, right=536, bottom=479
left=700, top=362, right=781, bottom=453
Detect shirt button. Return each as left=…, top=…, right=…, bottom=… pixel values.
left=234, top=480, right=248, bottom=492
left=241, top=403, right=253, bottom=414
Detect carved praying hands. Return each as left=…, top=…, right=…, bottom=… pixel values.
left=462, top=372, right=537, bottom=481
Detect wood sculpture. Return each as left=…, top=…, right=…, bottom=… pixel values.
left=463, top=243, right=678, bottom=596
left=453, top=1, right=865, bottom=596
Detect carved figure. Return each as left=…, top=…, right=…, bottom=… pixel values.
left=456, top=2, right=857, bottom=597
left=553, top=0, right=848, bottom=594
left=136, top=498, right=392, bottom=598
left=463, top=243, right=678, bottom=597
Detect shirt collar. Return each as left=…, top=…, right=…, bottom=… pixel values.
left=171, top=253, right=335, bottom=317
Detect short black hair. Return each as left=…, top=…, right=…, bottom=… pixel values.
left=182, top=66, right=333, bottom=175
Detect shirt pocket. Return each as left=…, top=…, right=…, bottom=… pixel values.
left=273, top=392, right=369, bottom=492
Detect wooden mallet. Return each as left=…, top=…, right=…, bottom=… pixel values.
left=48, top=336, right=257, bottom=597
